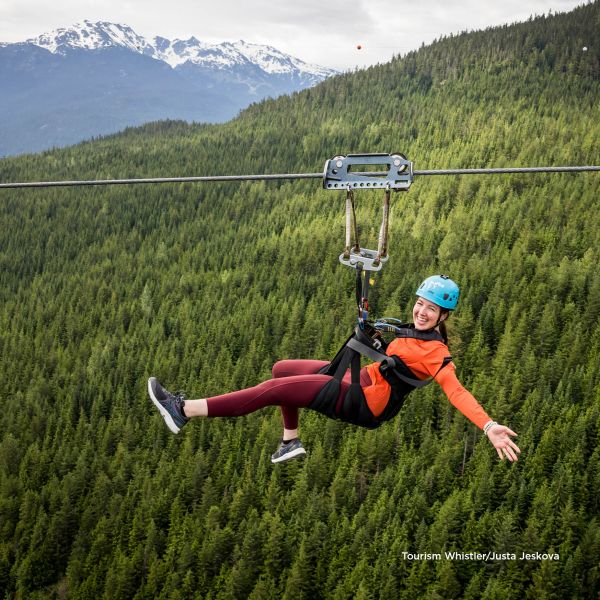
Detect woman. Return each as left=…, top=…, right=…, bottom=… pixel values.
left=148, top=275, right=520, bottom=464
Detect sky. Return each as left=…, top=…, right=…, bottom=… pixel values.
left=0, top=0, right=588, bottom=70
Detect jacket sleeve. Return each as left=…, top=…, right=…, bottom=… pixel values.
left=434, top=363, right=492, bottom=430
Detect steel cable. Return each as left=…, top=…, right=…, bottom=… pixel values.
left=0, top=165, right=599, bottom=189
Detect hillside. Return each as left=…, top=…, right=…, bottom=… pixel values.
left=1, top=3, right=600, bottom=598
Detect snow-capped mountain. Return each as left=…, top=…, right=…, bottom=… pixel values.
left=27, top=21, right=156, bottom=57
left=0, top=21, right=337, bottom=156
left=27, top=20, right=334, bottom=81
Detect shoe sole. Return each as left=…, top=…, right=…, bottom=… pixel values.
left=148, top=377, right=181, bottom=434
left=271, top=447, right=306, bottom=464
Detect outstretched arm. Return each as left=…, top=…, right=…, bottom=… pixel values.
left=434, top=365, right=521, bottom=461
left=434, top=363, right=493, bottom=429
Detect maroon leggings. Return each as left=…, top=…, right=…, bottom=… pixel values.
left=205, top=359, right=372, bottom=429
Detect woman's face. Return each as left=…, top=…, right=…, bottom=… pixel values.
left=413, top=296, right=445, bottom=330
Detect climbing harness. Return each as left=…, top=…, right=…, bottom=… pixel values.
left=309, top=321, right=452, bottom=429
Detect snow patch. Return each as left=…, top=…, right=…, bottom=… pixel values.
left=23, top=21, right=337, bottom=79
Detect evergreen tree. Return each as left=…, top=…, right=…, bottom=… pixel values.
left=0, top=3, right=599, bottom=597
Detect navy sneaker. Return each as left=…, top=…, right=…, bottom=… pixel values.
left=148, top=377, right=189, bottom=434
left=270, top=438, right=306, bottom=464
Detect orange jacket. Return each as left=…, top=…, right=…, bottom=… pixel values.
left=364, top=336, right=491, bottom=429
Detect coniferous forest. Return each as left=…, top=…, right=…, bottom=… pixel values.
left=1, top=3, right=600, bottom=598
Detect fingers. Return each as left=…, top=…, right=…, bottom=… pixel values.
left=503, top=445, right=519, bottom=462
left=507, top=439, right=521, bottom=454
left=490, top=434, right=521, bottom=462
left=495, top=440, right=520, bottom=462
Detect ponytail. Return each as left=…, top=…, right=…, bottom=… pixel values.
left=439, top=311, right=450, bottom=345
left=439, top=321, right=449, bottom=345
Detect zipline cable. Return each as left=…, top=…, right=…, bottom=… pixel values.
left=0, top=165, right=599, bottom=189
left=0, top=173, right=323, bottom=189
left=414, top=166, right=600, bottom=176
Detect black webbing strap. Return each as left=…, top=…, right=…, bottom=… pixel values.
left=395, top=326, right=444, bottom=342
left=356, top=266, right=363, bottom=309
left=346, top=337, right=452, bottom=388
left=332, top=347, right=353, bottom=380
left=346, top=338, right=393, bottom=366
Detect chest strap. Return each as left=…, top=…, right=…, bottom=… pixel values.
left=346, top=337, right=452, bottom=388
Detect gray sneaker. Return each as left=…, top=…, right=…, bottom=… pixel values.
left=271, top=438, right=306, bottom=464
left=148, top=377, right=189, bottom=434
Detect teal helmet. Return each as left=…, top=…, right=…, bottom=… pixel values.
left=416, top=275, right=460, bottom=310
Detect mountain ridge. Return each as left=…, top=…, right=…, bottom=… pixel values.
left=0, top=20, right=336, bottom=157
left=21, top=20, right=335, bottom=78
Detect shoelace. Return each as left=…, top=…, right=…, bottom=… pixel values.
left=170, top=391, right=187, bottom=406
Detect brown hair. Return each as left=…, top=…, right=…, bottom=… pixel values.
left=439, top=311, right=450, bottom=345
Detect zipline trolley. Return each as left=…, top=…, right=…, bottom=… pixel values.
left=323, top=153, right=413, bottom=326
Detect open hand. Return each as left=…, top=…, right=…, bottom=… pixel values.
left=487, top=424, right=521, bottom=462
